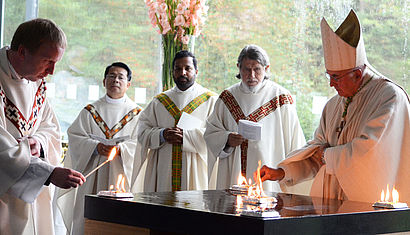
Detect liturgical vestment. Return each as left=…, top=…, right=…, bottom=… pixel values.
left=132, top=83, right=217, bottom=192
left=279, top=70, right=410, bottom=203
left=0, top=46, right=61, bottom=235
left=204, top=80, right=306, bottom=193
left=56, top=95, right=141, bottom=235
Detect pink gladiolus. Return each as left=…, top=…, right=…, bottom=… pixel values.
left=181, top=35, right=190, bottom=45
left=184, top=9, right=191, bottom=18
left=174, top=14, right=186, bottom=27
left=158, top=3, right=168, bottom=13
left=176, top=4, right=185, bottom=14
left=148, top=10, right=157, bottom=21
left=191, top=15, right=199, bottom=27
left=180, top=0, right=190, bottom=8
left=161, top=21, right=172, bottom=34
left=145, top=0, right=207, bottom=41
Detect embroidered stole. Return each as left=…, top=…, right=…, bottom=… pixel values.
left=219, top=90, right=293, bottom=175
left=85, top=104, right=141, bottom=139
left=156, top=91, right=215, bottom=191
left=0, top=80, right=46, bottom=136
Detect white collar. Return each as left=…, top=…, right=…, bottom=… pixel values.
left=105, top=94, right=127, bottom=104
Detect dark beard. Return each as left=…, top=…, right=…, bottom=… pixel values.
left=174, top=76, right=195, bottom=91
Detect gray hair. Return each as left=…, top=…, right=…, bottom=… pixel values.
left=236, top=44, right=270, bottom=79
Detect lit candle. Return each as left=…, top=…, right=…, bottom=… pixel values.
left=84, top=146, right=117, bottom=178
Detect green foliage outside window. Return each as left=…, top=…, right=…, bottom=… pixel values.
left=3, top=0, right=408, bottom=140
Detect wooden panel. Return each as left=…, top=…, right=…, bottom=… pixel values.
left=84, top=219, right=150, bottom=235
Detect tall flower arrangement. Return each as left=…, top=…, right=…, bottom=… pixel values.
left=145, top=0, right=208, bottom=90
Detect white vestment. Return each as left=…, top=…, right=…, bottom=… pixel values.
left=131, top=83, right=217, bottom=192
left=204, top=80, right=306, bottom=193
left=56, top=95, right=141, bottom=235
left=0, top=46, right=61, bottom=235
left=279, top=70, right=410, bottom=203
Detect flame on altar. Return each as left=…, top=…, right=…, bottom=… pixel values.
left=109, top=174, right=127, bottom=193
left=379, top=184, right=399, bottom=204
left=372, top=184, right=408, bottom=209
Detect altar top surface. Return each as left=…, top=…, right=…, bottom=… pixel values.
left=85, top=190, right=410, bottom=234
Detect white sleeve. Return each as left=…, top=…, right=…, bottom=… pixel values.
left=7, top=156, right=55, bottom=203
left=218, top=146, right=234, bottom=158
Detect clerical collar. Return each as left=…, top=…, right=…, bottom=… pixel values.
left=240, top=79, right=266, bottom=94
left=174, top=82, right=196, bottom=93
left=105, top=94, right=126, bottom=104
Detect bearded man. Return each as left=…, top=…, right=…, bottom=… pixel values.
left=204, top=45, right=306, bottom=193
left=131, top=50, right=217, bottom=192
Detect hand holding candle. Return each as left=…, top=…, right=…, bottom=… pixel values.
left=85, top=146, right=117, bottom=178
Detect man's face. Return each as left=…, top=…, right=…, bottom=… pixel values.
left=19, top=42, right=65, bottom=82
left=238, top=58, right=269, bottom=87
left=327, top=68, right=363, bottom=97
left=173, top=56, right=197, bottom=91
left=103, top=66, right=130, bottom=99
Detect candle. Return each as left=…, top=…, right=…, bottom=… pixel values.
left=84, top=146, right=117, bottom=178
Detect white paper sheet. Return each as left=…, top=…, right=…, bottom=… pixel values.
left=238, top=119, right=262, bottom=141
left=134, top=87, right=147, bottom=104
left=176, top=112, right=203, bottom=130
left=89, top=134, right=130, bottom=146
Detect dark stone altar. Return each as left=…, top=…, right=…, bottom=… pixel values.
left=84, top=190, right=410, bottom=235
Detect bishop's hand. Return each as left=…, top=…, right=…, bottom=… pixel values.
left=254, top=165, right=285, bottom=182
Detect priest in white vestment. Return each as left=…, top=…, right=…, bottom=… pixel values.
left=0, top=19, right=85, bottom=235
left=56, top=62, right=142, bottom=235
left=259, top=10, right=410, bottom=203
left=204, top=45, right=307, bottom=193
left=131, top=50, right=217, bottom=192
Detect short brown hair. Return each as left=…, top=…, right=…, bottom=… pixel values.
left=10, top=18, right=67, bottom=53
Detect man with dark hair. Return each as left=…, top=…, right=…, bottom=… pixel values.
left=0, top=18, right=85, bottom=234
left=132, top=50, right=217, bottom=192
left=56, top=62, right=142, bottom=234
left=258, top=10, right=410, bottom=203
left=204, top=45, right=306, bottom=193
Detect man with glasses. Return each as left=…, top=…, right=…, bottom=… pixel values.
left=56, top=62, right=142, bottom=234
left=257, top=10, right=410, bottom=203
left=204, top=45, right=306, bottom=193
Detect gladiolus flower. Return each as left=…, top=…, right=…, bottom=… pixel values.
left=175, top=15, right=186, bottom=27
left=145, top=0, right=207, bottom=43
left=181, top=35, right=190, bottom=45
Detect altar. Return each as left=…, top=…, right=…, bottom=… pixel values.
left=84, top=190, right=410, bottom=235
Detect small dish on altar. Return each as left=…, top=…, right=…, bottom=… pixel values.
left=97, top=191, right=134, bottom=198
left=242, top=196, right=277, bottom=206
left=372, top=201, right=408, bottom=209
left=373, top=185, right=408, bottom=209
left=241, top=209, right=280, bottom=218
left=229, top=185, right=249, bottom=195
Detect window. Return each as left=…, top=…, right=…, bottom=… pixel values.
left=2, top=0, right=408, bottom=140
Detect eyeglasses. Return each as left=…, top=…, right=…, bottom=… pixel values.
left=106, top=73, right=128, bottom=81
left=325, top=68, right=360, bottom=82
